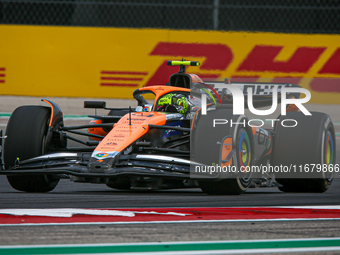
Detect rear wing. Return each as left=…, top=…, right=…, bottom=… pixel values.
left=165, top=60, right=303, bottom=110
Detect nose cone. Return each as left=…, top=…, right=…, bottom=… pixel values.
left=88, top=151, right=119, bottom=172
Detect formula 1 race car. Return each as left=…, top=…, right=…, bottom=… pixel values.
left=0, top=61, right=336, bottom=195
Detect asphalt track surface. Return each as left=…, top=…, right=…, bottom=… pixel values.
left=1, top=96, right=340, bottom=253
left=0, top=157, right=340, bottom=209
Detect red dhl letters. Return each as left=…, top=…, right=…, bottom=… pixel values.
left=237, top=45, right=326, bottom=73
left=0, top=68, right=5, bottom=84
left=145, top=42, right=233, bottom=87
left=0, top=25, right=338, bottom=103
left=318, top=48, right=340, bottom=74
left=144, top=42, right=340, bottom=94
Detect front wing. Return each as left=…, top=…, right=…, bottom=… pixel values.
left=0, top=152, right=200, bottom=179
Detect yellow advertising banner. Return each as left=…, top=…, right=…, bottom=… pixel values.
left=0, top=25, right=339, bottom=103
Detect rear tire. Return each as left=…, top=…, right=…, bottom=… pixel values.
left=273, top=112, right=335, bottom=193
left=193, top=109, right=254, bottom=195
left=4, top=106, right=59, bottom=192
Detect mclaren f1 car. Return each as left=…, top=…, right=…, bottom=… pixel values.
left=0, top=61, right=336, bottom=194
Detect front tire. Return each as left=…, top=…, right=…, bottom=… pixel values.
left=4, top=106, right=59, bottom=192
left=193, top=109, right=254, bottom=195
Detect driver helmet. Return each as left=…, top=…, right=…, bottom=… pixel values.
left=157, top=93, right=189, bottom=116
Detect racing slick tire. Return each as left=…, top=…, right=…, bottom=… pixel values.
left=273, top=112, right=336, bottom=193
left=193, top=108, right=254, bottom=195
left=4, top=106, right=60, bottom=192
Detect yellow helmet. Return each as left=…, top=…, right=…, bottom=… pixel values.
left=157, top=93, right=189, bottom=115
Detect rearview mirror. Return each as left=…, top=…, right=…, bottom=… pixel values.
left=84, top=101, right=106, bottom=109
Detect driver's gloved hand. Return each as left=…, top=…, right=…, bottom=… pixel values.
left=158, top=104, right=178, bottom=113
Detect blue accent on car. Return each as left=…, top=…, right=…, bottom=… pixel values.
left=162, top=121, right=183, bottom=138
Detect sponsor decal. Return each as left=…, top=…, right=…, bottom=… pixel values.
left=114, top=134, right=125, bottom=138
left=122, top=120, right=144, bottom=124
left=117, top=126, right=139, bottom=130
left=237, top=45, right=326, bottom=73
left=95, top=153, right=108, bottom=158
left=104, top=142, right=117, bottom=146
left=221, top=136, right=233, bottom=168
left=145, top=42, right=232, bottom=87
left=143, top=105, right=151, bottom=112
left=166, top=113, right=183, bottom=120
left=165, top=126, right=181, bottom=134
left=0, top=68, right=5, bottom=84
left=127, top=117, right=147, bottom=121
left=106, top=138, right=124, bottom=142
left=1, top=26, right=339, bottom=103
left=100, top=70, right=148, bottom=87
left=91, top=151, right=119, bottom=160
left=162, top=121, right=182, bottom=138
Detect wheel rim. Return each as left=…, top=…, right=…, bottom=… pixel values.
left=325, top=131, right=334, bottom=165
left=241, top=142, right=248, bottom=162
left=238, top=128, right=252, bottom=182
left=324, top=130, right=334, bottom=181
left=238, top=130, right=251, bottom=167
